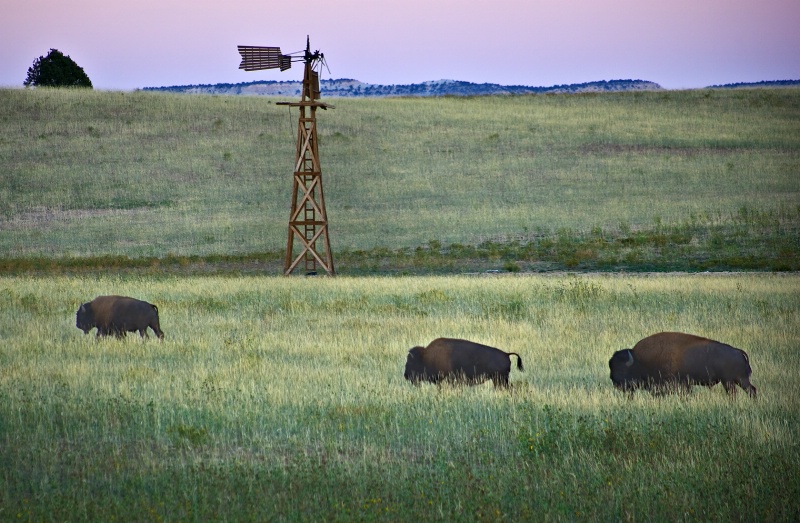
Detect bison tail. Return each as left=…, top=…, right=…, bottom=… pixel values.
left=510, top=353, right=524, bottom=372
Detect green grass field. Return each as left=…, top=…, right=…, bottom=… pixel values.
left=1, top=274, right=798, bottom=521
left=1, top=87, right=798, bottom=520
left=1, top=87, right=798, bottom=272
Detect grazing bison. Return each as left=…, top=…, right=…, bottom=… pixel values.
left=608, top=332, right=756, bottom=398
left=76, top=295, right=164, bottom=340
left=404, top=337, right=523, bottom=388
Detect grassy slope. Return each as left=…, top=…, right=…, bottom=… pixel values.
left=1, top=88, right=798, bottom=273
left=0, top=274, right=798, bottom=521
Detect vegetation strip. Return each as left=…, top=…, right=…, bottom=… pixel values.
left=2, top=213, right=797, bottom=275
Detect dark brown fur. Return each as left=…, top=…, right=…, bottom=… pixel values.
left=404, top=338, right=523, bottom=388
left=76, top=295, right=164, bottom=340
left=609, top=332, right=756, bottom=398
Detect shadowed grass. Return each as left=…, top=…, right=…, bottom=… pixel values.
left=1, top=87, right=798, bottom=268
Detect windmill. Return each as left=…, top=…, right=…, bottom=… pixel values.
left=238, top=37, right=336, bottom=275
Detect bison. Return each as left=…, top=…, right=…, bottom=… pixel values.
left=404, top=337, right=523, bottom=388
left=608, top=332, right=756, bottom=398
left=76, top=295, right=164, bottom=340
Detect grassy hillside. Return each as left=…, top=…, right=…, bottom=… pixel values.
left=1, top=87, right=798, bottom=273
left=1, top=273, right=798, bottom=520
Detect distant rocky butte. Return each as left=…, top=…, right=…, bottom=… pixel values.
left=142, top=78, right=665, bottom=97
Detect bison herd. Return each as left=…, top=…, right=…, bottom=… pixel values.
left=77, top=294, right=757, bottom=398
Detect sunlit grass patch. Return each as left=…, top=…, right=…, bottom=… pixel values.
left=0, top=274, right=797, bottom=520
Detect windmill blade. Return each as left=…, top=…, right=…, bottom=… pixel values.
left=238, top=45, right=292, bottom=71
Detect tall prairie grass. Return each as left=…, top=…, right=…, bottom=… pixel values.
left=1, top=274, right=797, bottom=520
left=1, top=88, right=798, bottom=261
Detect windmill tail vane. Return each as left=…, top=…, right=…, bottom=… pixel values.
left=238, top=36, right=328, bottom=73
left=237, top=46, right=292, bottom=71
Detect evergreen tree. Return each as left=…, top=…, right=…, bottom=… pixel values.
left=24, top=48, right=93, bottom=88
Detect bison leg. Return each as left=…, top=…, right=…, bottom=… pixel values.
left=491, top=373, right=511, bottom=389
left=729, top=379, right=757, bottom=399
left=675, top=379, right=693, bottom=396
left=723, top=381, right=738, bottom=397
left=150, top=324, right=165, bottom=340
left=744, top=382, right=757, bottom=399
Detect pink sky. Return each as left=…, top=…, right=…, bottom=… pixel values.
left=2, top=0, right=798, bottom=91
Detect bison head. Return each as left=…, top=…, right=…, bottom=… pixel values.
left=404, top=346, right=427, bottom=384
left=608, top=349, right=640, bottom=391
left=75, top=303, right=95, bottom=334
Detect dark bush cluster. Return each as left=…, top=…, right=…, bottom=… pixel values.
left=24, top=48, right=93, bottom=88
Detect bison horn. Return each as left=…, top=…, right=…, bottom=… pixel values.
left=625, top=350, right=634, bottom=367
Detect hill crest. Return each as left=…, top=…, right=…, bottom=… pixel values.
left=143, top=78, right=663, bottom=97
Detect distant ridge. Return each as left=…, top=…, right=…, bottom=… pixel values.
left=707, top=79, right=800, bottom=89
left=142, top=78, right=663, bottom=97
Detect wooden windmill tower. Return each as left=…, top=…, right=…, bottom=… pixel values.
left=238, top=37, right=336, bottom=275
